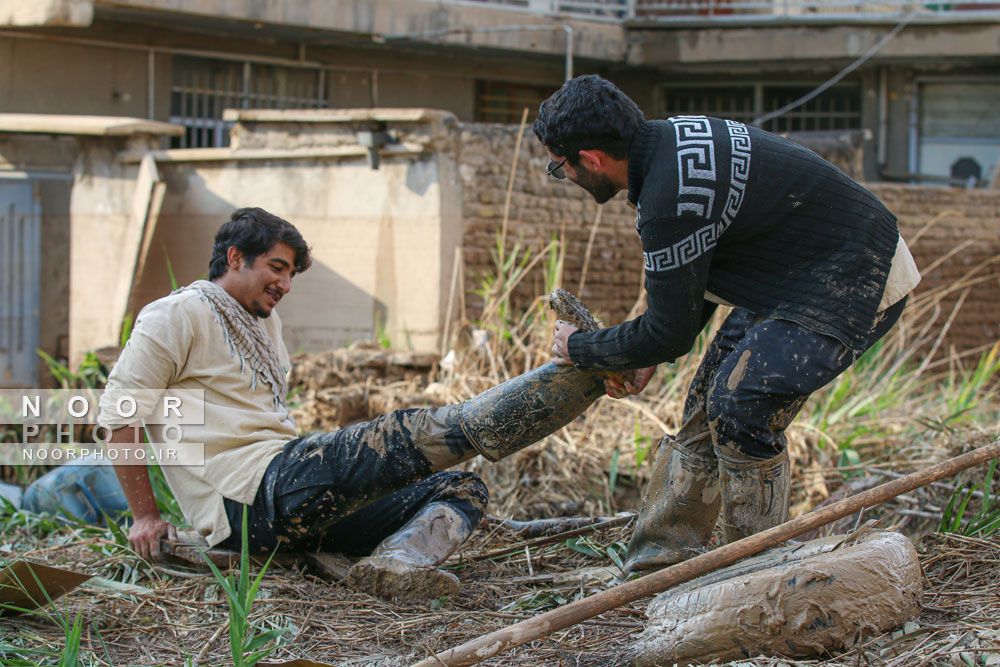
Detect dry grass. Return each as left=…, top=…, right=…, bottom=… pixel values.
left=7, top=262, right=999, bottom=665
left=5, top=186, right=1000, bottom=664
left=4, top=483, right=1000, bottom=666
left=5, top=328, right=999, bottom=667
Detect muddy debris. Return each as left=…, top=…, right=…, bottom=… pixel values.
left=288, top=342, right=442, bottom=432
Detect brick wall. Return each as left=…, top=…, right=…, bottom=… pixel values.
left=871, top=184, right=1000, bottom=354
left=458, top=123, right=642, bottom=327
left=457, top=123, right=1000, bottom=353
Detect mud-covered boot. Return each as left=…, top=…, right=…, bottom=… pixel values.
left=623, top=432, right=721, bottom=573
left=716, top=445, right=790, bottom=544
left=347, top=502, right=473, bottom=602
left=455, top=362, right=604, bottom=462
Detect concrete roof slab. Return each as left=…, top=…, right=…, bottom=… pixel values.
left=221, top=108, right=457, bottom=124
left=0, top=113, right=184, bottom=136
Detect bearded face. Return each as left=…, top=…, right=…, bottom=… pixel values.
left=571, top=165, right=620, bottom=204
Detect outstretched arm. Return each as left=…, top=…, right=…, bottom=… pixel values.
left=565, top=216, right=715, bottom=371
left=553, top=320, right=657, bottom=398
left=108, top=423, right=177, bottom=560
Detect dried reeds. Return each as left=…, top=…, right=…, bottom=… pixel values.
left=5, top=504, right=1000, bottom=666
left=4, top=212, right=1000, bottom=665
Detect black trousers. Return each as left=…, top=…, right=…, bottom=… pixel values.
left=683, top=297, right=907, bottom=459
left=222, top=407, right=487, bottom=554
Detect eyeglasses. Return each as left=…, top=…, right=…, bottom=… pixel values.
left=546, top=157, right=568, bottom=179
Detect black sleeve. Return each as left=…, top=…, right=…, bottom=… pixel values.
left=567, top=216, right=715, bottom=371
left=698, top=300, right=719, bottom=331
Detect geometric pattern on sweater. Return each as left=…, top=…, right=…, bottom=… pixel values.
left=644, top=118, right=752, bottom=273
left=674, top=115, right=716, bottom=218
left=721, top=120, right=752, bottom=231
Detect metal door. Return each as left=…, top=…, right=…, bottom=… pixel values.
left=0, top=179, right=41, bottom=387
left=916, top=81, right=1000, bottom=182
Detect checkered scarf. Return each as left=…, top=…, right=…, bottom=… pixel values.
left=179, top=280, right=287, bottom=410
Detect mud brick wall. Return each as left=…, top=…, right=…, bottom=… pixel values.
left=871, top=184, right=1000, bottom=354
left=458, top=123, right=642, bottom=327
left=457, top=123, right=1000, bottom=353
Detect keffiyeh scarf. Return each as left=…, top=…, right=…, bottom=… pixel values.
left=178, top=280, right=287, bottom=410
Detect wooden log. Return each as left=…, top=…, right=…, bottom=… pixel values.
left=483, top=514, right=630, bottom=538
left=410, top=439, right=1000, bottom=667
left=465, top=515, right=635, bottom=562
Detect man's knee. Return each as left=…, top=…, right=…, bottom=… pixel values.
left=426, top=471, right=489, bottom=526
left=705, top=380, right=789, bottom=459
left=704, top=368, right=742, bottom=431
left=441, top=471, right=489, bottom=512
left=705, top=383, right=742, bottom=447
left=408, top=405, right=477, bottom=470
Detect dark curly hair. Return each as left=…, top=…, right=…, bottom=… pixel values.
left=533, top=75, right=645, bottom=163
left=208, top=207, right=312, bottom=281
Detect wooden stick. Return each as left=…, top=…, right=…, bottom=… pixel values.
left=498, top=107, right=530, bottom=272
left=410, top=439, right=1000, bottom=667
left=577, top=205, right=603, bottom=296
left=463, top=514, right=636, bottom=562
left=458, top=250, right=467, bottom=325
left=441, top=245, right=462, bottom=359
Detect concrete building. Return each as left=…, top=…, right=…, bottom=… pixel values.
left=2, top=0, right=999, bottom=385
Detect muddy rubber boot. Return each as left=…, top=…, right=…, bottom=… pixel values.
left=623, top=432, right=721, bottom=574
left=716, top=445, right=790, bottom=544
left=455, top=362, right=605, bottom=462
left=347, top=502, right=473, bottom=602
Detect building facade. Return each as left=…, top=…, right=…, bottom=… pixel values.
left=2, top=0, right=998, bottom=385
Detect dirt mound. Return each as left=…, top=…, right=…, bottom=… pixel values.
left=288, top=343, right=443, bottom=432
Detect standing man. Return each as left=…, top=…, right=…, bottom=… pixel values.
left=99, top=207, right=606, bottom=600
left=534, top=75, right=920, bottom=573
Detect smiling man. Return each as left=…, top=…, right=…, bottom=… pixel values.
left=534, top=76, right=920, bottom=573
left=100, top=208, right=312, bottom=561
left=98, top=207, right=606, bottom=601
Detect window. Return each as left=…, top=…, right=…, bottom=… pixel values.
left=658, top=85, right=758, bottom=124
left=917, top=81, right=1000, bottom=181
left=170, top=56, right=328, bottom=149
left=474, top=80, right=559, bottom=124
left=658, top=82, right=861, bottom=132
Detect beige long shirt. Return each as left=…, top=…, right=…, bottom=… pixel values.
left=98, top=289, right=296, bottom=546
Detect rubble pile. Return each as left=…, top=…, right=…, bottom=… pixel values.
left=287, top=342, right=443, bottom=432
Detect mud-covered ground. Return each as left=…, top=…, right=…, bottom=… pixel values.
left=4, top=343, right=1000, bottom=665
left=3, top=508, right=1000, bottom=666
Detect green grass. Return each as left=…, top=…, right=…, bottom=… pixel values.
left=0, top=552, right=95, bottom=666
left=798, top=332, right=1000, bottom=479
left=940, top=458, right=1000, bottom=537
left=36, top=349, right=107, bottom=391
left=200, top=508, right=288, bottom=667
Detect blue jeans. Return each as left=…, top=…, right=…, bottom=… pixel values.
left=22, top=454, right=129, bottom=525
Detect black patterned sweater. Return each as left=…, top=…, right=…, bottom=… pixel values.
left=567, top=116, right=900, bottom=371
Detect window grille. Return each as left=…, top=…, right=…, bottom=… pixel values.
left=658, top=85, right=758, bottom=124
left=170, top=56, right=328, bottom=149
left=474, top=80, right=559, bottom=124
left=658, top=82, right=861, bottom=132
left=427, top=0, right=1000, bottom=22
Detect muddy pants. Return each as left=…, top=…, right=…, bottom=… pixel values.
left=222, top=406, right=488, bottom=553
left=686, top=298, right=906, bottom=459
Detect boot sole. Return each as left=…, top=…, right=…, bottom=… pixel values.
left=347, top=557, right=460, bottom=602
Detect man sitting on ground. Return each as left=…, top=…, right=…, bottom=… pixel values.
left=99, top=207, right=606, bottom=601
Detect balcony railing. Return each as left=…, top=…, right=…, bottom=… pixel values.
left=430, top=0, right=1000, bottom=23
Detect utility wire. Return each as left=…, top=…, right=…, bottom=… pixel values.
left=752, top=11, right=918, bottom=127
